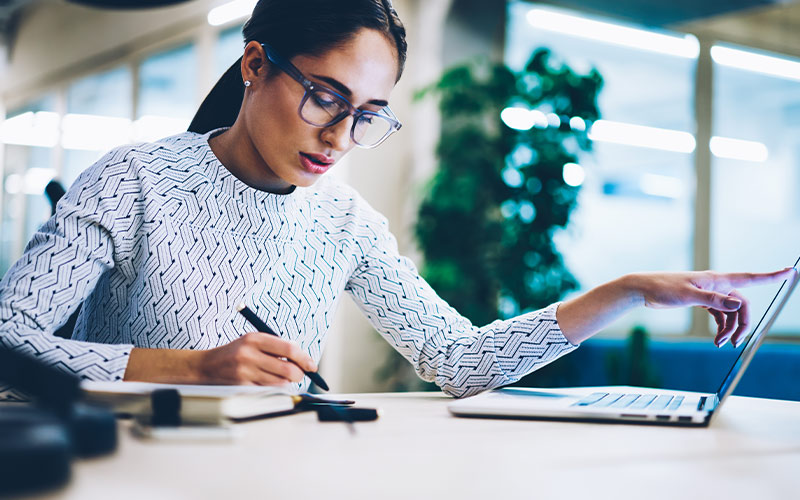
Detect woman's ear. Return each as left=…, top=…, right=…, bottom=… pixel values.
left=241, top=40, right=268, bottom=85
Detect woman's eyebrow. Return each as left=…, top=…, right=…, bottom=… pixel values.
left=311, top=73, right=389, bottom=107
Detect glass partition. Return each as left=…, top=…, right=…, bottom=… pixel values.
left=1, top=96, right=57, bottom=275
left=711, top=43, right=800, bottom=333
left=506, top=2, right=695, bottom=334
left=63, top=65, right=133, bottom=187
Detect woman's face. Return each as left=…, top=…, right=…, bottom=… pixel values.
left=241, top=28, right=399, bottom=190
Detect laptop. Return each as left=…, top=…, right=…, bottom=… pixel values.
left=448, top=259, right=800, bottom=427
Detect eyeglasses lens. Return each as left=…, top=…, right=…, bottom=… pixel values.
left=301, top=89, right=393, bottom=147
left=353, top=115, right=392, bottom=147
left=302, top=89, right=348, bottom=125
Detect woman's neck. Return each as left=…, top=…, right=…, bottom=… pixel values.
left=207, top=122, right=294, bottom=195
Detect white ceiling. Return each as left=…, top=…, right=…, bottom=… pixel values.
left=677, top=1, right=800, bottom=59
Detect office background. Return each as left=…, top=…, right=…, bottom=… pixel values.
left=1, top=0, right=799, bottom=394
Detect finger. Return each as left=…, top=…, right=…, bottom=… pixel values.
left=728, top=289, right=751, bottom=348
left=722, top=267, right=797, bottom=288
left=692, top=289, right=743, bottom=312
left=715, top=308, right=738, bottom=347
left=249, top=370, right=292, bottom=386
left=258, top=355, right=306, bottom=383
left=250, top=334, right=317, bottom=372
left=708, top=308, right=726, bottom=336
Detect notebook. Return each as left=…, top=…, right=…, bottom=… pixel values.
left=82, top=380, right=299, bottom=424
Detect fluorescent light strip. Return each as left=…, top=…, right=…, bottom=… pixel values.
left=711, top=45, right=800, bottom=81
left=61, top=114, right=131, bottom=151
left=1, top=113, right=192, bottom=151
left=208, top=0, right=256, bottom=26
left=710, top=136, right=768, bottom=162
left=501, top=110, right=698, bottom=155
left=501, top=109, right=767, bottom=162
left=589, top=120, right=696, bottom=153
left=0, top=111, right=60, bottom=148
left=526, top=8, right=699, bottom=59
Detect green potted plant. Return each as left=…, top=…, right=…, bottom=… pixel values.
left=416, top=48, right=602, bottom=324
left=376, top=49, right=603, bottom=391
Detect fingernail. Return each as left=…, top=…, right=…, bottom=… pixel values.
left=723, top=297, right=742, bottom=309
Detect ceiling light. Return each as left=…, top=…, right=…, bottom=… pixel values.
left=61, top=114, right=131, bottom=151
left=711, top=45, right=800, bottom=81
left=589, top=120, right=696, bottom=153
left=0, top=112, right=60, bottom=148
left=526, top=8, right=699, bottom=59
left=710, top=136, right=768, bottom=162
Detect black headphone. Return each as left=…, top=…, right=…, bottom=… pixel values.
left=0, top=348, right=118, bottom=496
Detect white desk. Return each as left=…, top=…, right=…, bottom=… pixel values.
left=41, top=392, right=800, bottom=500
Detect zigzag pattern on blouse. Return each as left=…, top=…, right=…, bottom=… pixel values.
left=346, top=234, right=575, bottom=398
left=0, top=131, right=576, bottom=400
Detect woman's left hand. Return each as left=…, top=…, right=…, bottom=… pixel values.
left=634, top=267, right=797, bottom=347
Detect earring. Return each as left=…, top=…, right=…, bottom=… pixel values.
left=244, top=80, right=251, bottom=87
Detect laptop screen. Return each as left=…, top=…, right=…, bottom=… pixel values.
left=715, top=257, right=800, bottom=404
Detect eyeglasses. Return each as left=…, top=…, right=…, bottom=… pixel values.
left=260, top=42, right=402, bottom=149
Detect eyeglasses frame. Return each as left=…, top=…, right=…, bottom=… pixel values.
left=259, top=42, right=402, bottom=149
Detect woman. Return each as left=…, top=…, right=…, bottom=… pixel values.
left=0, top=0, right=793, bottom=399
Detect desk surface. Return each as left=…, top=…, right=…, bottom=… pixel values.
left=41, top=392, right=800, bottom=500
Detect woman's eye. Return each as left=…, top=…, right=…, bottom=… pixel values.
left=359, top=115, right=375, bottom=125
left=313, top=94, right=338, bottom=108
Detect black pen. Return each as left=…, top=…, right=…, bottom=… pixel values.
left=236, top=303, right=329, bottom=391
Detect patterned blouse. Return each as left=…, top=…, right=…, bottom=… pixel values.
left=0, top=130, right=577, bottom=398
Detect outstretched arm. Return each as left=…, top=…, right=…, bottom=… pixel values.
left=346, top=210, right=796, bottom=398
left=557, top=268, right=797, bottom=347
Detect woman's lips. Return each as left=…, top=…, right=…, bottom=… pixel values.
left=299, top=152, right=334, bottom=174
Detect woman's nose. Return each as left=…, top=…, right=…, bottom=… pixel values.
left=320, top=115, right=353, bottom=151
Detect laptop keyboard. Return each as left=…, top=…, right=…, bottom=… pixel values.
left=572, top=392, right=685, bottom=411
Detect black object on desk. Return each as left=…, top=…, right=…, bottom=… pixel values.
left=316, top=406, right=380, bottom=422
left=0, top=347, right=118, bottom=495
left=0, top=406, right=72, bottom=496
left=151, top=388, right=183, bottom=426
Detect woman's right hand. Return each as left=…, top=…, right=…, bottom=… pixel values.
left=197, top=332, right=317, bottom=385
left=124, top=334, right=317, bottom=386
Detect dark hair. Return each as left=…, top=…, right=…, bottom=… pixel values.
left=188, top=0, right=407, bottom=134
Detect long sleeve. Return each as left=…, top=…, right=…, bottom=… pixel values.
left=0, top=148, right=139, bottom=398
left=345, top=219, right=578, bottom=398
